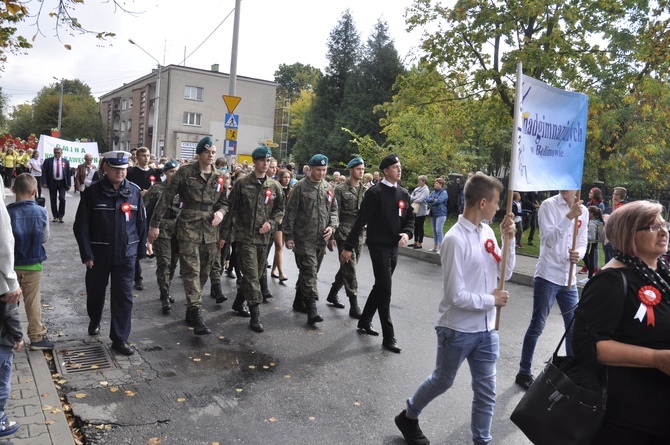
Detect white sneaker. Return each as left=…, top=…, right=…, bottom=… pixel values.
left=578, top=277, right=589, bottom=284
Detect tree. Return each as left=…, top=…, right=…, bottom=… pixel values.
left=274, top=63, right=322, bottom=102
left=293, top=10, right=361, bottom=164
left=0, top=86, right=8, bottom=130
left=0, top=0, right=135, bottom=69
left=7, top=102, right=32, bottom=139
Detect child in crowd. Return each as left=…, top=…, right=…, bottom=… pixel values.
left=7, top=173, right=53, bottom=350
left=581, top=205, right=604, bottom=283
left=512, top=192, right=524, bottom=248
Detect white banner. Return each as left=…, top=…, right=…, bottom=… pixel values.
left=37, top=135, right=100, bottom=168
left=510, top=75, right=589, bottom=191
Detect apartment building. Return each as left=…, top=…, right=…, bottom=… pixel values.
left=99, top=64, right=277, bottom=160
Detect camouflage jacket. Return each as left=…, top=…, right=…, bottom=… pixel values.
left=333, top=180, right=365, bottom=243
left=222, top=173, right=284, bottom=245
left=283, top=177, right=339, bottom=247
left=143, top=182, right=181, bottom=239
left=149, top=162, right=228, bottom=243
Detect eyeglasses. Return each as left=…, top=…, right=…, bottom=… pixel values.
left=637, top=222, right=670, bottom=232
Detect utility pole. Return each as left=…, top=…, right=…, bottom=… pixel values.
left=53, top=77, right=63, bottom=132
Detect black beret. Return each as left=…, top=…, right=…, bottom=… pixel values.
left=379, top=154, right=399, bottom=170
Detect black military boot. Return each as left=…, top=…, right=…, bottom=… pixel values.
left=159, top=289, right=172, bottom=314
left=232, top=291, right=251, bottom=317
left=348, top=296, right=362, bottom=319
left=326, top=285, right=345, bottom=309
left=186, top=307, right=211, bottom=335
left=305, top=298, right=323, bottom=325
left=292, top=291, right=307, bottom=313
left=210, top=282, right=228, bottom=304
left=249, top=304, right=264, bottom=332
left=260, top=272, right=272, bottom=300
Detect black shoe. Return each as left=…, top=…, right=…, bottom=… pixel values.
left=134, top=279, right=144, bottom=290
left=186, top=307, right=211, bottom=335
left=306, top=298, right=323, bottom=325
left=210, top=282, right=228, bottom=304
left=383, top=338, right=401, bottom=353
left=394, top=410, right=430, bottom=445
left=357, top=321, right=379, bottom=336
left=348, top=296, right=362, bottom=319
left=232, top=294, right=251, bottom=317
left=159, top=289, right=172, bottom=314
left=111, top=341, right=135, bottom=356
left=292, top=293, right=307, bottom=313
left=249, top=304, right=264, bottom=332
left=515, top=372, right=535, bottom=391
left=527, top=241, right=534, bottom=246
left=326, top=287, right=345, bottom=309
left=262, top=292, right=273, bottom=301
left=88, top=322, right=101, bottom=336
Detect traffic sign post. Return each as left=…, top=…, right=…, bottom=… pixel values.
left=223, top=96, right=241, bottom=158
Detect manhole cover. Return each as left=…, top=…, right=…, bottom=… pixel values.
left=54, top=344, right=115, bottom=375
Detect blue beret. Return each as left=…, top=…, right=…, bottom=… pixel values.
left=163, top=159, right=179, bottom=172
left=103, top=151, right=131, bottom=168
left=308, top=154, right=328, bottom=167
left=196, top=136, right=213, bottom=154
left=379, top=154, right=399, bottom=170
left=251, top=146, right=272, bottom=160
left=347, top=157, right=364, bottom=169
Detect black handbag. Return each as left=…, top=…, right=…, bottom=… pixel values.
left=511, top=319, right=608, bottom=444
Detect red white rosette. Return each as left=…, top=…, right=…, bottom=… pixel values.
left=121, top=202, right=132, bottom=222
left=149, top=175, right=156, bottom=186
left=265, top=188, right=272, bottom=204
left=635, top=285, right=661, bottom=326
left=577, top=219, right=582, bottom=229
left=327, top=189, right=333, bottom=203
left=484, top=239, right=501, bottom=263
left=216, top=176, right=224, bottom=192
left=398, top=200, right=406, bottom=217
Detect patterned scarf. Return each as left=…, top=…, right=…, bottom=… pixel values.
left=613, top=249, right=670, bottom=301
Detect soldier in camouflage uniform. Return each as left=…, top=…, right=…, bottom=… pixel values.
left=326, top=157, right=366, bottom=318
left=147, top=137, right=228, bottom=335
left=143, top=160, right=181, bottom=314
left=222, top=147, right=284, bottom=332
left=283, top=154, right=339, bottom=325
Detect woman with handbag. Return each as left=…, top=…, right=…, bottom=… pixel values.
left=409, top=175, right=429, bottom=249
left=573, top=200, right=670, bottom=444
left=425, top=178, right=448, bottom=252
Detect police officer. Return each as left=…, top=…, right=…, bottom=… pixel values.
left=222, top=146, right=284, bottom=332
left=143, top=159, right=181, bottom=314
left=73, top=151, right=147, bottom=356
left=147, top=137, right=228, bottom=336
left=340, top=154, right=415, bottom=353
left=283, top=154, right=339, bottom=325
left=326, top=157, right=366, bottom=318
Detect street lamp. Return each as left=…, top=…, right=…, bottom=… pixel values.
left=53, top=77, right=63, bottom=133
left=129, top=39, right=162, bottom=158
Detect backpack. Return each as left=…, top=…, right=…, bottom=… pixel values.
left=596, top=221, right=604, bottom=243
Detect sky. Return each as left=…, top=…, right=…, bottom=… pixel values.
left=1, top=0, right=427, bottom=111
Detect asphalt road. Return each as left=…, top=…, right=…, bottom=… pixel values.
left=28, top=188, right=568, bottom=445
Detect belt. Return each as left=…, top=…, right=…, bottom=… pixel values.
left=181, top=202, right=213, bottom=211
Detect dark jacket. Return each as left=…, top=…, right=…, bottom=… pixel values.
left=41, top=156, right=72, bottom=189
left=74, top=177, right=147, bottom=265
left=0, top=301, right=22, bottom=348
left=6, top=200, right=49, bottom=266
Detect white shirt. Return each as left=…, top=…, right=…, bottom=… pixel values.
left=534, top=193, right=589, bottom=286
left=381, top=178, right=397, bottom=188
left=436, top=215, right=516, bottom=333
left=28, top=158, right=42, bottom=176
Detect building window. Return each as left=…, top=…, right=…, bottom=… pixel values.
left=122, top=99, right=127, bottom=110
left=183, top=112, right=202, bottom=126
left=128, top=98, right=133, bottom=109
left=184, top=86, right=203, bottom=101
left=128, top=119, right=132, bottom=130
left=121, top=121, right=126, bottom=131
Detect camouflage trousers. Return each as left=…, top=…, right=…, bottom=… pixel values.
left=154, top=236, right=179, bottom=293
left=293, top=244, right=326, bottom=300
left=179, top=240, right=217, bottom=308
left=236, top=242, right=270, bottom=305
left=331, top=240, right=362, bottom=297
left=210, top=247, right=225, bottom=285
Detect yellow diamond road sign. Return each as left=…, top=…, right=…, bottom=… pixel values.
left=222, top=95, right=242, bottom=113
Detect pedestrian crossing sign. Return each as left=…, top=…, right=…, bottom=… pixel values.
left=225, top=113, right=239, bottom=129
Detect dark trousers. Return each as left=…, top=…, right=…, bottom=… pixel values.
left=47, top=180, right=67, bottom=218
left=134, top=257, right=143, bottom=282
left=526, top=211, right=537, bottom=243
left=415, top=215, right=426, bottom=244
left=361, top=244, right=398, bottom=340
left=584, top=242, right=598, bottom=278
left=85, top=258, right=135, bottom=343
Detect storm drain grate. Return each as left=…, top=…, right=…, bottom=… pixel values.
left=54, top=344, right=115, bottom=375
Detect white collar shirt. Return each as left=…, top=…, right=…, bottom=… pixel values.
left=381, top=178, right=397, bottom=188
left=436, top=215, right=516, bottom=333
left=534, top=193, right=589, bottom=286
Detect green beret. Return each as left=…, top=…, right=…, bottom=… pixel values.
left=251, top=146, right=272, bottom=160
left=347, top=157, right=364, bottom=169
left=308, top=154, right=328, bottom=167
left=195, top=136, right=213, bottom=154
left=163, top=159, right=179, bottom=172
left=379, top=154, right=400, bottom=170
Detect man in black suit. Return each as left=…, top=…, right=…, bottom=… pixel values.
left=41, top=147, right=71, bottom=223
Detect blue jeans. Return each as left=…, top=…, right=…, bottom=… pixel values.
left=0, top=345, right=14, bottom=415
left=407, top=327, right=499, bottom=445
left=519, top=276, right=578, bottom=374
left=431, top=215, right=446, bottom=247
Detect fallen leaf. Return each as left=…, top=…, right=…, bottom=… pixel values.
left=204, top=353, right=211, bottom=356
left=124, top=390, right=136, bottom=396
left=25, top=378, right=34, bottom=383
left=218, top=336, right=225, bottom=340
left=51, top=408, right=61, bottom=414
left=99, top=381, right=108, bottom=387
left=42, top=405, right=53, bottom=410
left=268, top=417, right=277, bottom=422
left=109, top=387, right=119, bottom=393
left=309, top=416, right=315, bottom=421
left=263, top=366, right=269, bottom=369
left=212, top=442, right=220, bottom=445
left=95, top=424, right=105, bottom=430
left=75, top=393, right=87, bottom=399
left=57, top=332, right=65, bottom=337
left=52, top=373, right=60, bottom=379
left=269, top=362, right=276, bottom=366
left=41, top=393, right=49, bottom=397
left=248, top=365, right=255, bottom=369
left=177, top=398, right=186, bottom=402
left=70, top=363, right=82, bottom=369
left=353, top=401, right=361, bottom=406
left=57, top=379, right=66, bottom=384
left=147, top=438, right=161, bottom=445
left=45, top=420, right=55, bottom=425
left=90, top=365, right=99, bottom=370
left=235, top=388, right=243, bottom=393
left=77, top=353, right=86, bottom=357
left=284, top=374, right=291, bottom=379
left=193, top=358, right=201, bottom=362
